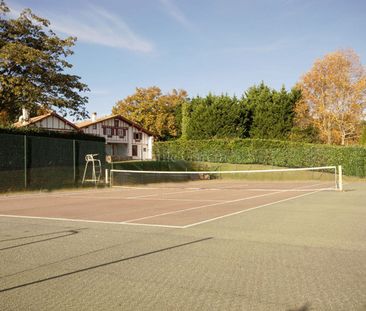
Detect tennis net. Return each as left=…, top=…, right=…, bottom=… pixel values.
left=110, top=166, right=342, bottom=191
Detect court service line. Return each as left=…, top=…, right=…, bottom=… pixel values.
left=123, top=189, right=296, bottom=223
left=125, top=181, right=329, bottom=224
left=182, top=189, right=323, bottom=228
left=135, top=197, right=226, bottom=202
left=37, top=194, right=224, bottom=203
left=0, top=214, right=184, bottom=229
left=126, top=188, right=212, bottom=199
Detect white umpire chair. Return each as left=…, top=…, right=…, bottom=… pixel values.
left=82, top=154, right=102, bottom=185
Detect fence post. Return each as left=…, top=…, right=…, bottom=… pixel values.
left=24, top=135, right=27, bottom=189
left=73, top=140, right=76, bottom=184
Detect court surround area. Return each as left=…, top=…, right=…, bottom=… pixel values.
left=0, top=177, right=336, bottom=228
left=0, top=170, right=365, bottom=310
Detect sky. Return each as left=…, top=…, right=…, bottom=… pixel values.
left=6, top=0, right=366, bottom=120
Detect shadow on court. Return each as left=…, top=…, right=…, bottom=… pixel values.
left=0, top=182, right=365, bottom=310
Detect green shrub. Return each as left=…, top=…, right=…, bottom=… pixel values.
left=154, top=138, right=366, bottom=178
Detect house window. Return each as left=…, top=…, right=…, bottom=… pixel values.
left=132, top=145, right=138, bottom=157
left=133, top=132, right=142, bottom=141
left=106, top=127, right=112, bottom=137
left=117, top=128, right=126, bottom=138
left=114, top=119, right=119, bottom=127
left=92, top=124, right=97, bottom=130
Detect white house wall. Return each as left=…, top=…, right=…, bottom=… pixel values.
left=34, top=116, right=76, bottom=131
left=79, top=117, right=153, bottom=160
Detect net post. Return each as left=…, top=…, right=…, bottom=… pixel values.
left=105, top=169, right=109, bottom=185
left=338, top=165, right=343, bottom=191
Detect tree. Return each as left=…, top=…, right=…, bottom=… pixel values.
left=360, top=122, right=366, bottom=145
left=185, top=94, right=249, bottom=140
left=244, top=83, right=299, bottom=140
left=295, top=49, right=366, bottom=145
left=112, top=86, right=188, bottom=140
left=0, top=1, right=89, bottom=125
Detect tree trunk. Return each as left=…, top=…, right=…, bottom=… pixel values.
left=327, top=120, right=332, bottom=144
left=341, top=131, right=346, bottom=146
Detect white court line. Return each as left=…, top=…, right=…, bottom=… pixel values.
left=126, top=188, right=210, bottom=199
left=124, top=181, right=329, bottom=223
left=124, top=190, right=291, bottom=223
left=182, top=189, right=324, bottom=228
left=0, top=214, right=184, bottom=229
left=58, top=195, right=225, bottom=203
left=0, top=182, right=336, bottom=229
left=135, top=197, right=225, bottom=202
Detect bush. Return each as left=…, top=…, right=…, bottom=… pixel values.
left=154, top=138, right=366, bottom=177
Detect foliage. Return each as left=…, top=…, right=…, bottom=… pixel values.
left=0, top=126, right=105, bottom=141
left=180, top=101, right=189, bottom=140
left=154, top=138, right=366, bottom=178
left=0, top=1, right=89, bottom=125
left=360, top=122, right=366, bottom=145
left=112, top=86, right=188, bottom=141
left=185, top=94, right=249, bottom=140
left=245, top=83, right=300, bottom=139
left=295, top=49, right=366, bottom=145
left=288, top=125, right=320, bottom=144
left=184, top=83, right=300, bottom=141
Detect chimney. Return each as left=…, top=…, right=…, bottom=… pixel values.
left=21, top=107, right=29, bottom=124
left=22, top=108, right=29, bottom=121
left=91, top=112, right=97, bottom=122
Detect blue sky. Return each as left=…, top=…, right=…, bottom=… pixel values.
left=7, top=0, right=366, bottom=119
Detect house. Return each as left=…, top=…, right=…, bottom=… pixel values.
left=13, top=108, right=79, bottom=132
left=13, top=109, right=155, bottom=161
left=76, top=113, right=154, bottom=161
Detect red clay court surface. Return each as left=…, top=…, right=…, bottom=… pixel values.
left=0, top=180, right=335, bottom=228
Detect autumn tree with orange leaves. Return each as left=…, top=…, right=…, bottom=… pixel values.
left=112, top=87, right=188, bottom=140
left=295, top=50, right=366, bottom=145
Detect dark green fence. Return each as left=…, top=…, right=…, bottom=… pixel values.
left=0, top=133, right=106, bottom=192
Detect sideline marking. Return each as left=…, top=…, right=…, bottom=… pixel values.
left=124, top=190, right=290, bottom=223
left=0, top=214, right=184, bottom=229
left=125, top=182, right=328, bottom=224
left=0, top=182, right=332, bottom=229
left=182, top=189, right=323, bottom=228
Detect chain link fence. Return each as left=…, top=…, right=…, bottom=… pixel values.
left=0, top=133, right=106, bottom=192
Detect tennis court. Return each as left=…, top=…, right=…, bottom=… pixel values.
left=0, top=168, right=338, bottom=228
left=1, top=167, right=365, bottom=310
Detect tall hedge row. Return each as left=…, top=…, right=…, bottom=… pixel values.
left=154, top=139, right=366, bottom=177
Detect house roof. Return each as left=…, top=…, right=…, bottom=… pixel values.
left=13, top=111, right=80, bottom=131
left=75, top=114, right=155, bottom=136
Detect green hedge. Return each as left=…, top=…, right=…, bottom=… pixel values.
left=154, top=138, right=366, bottom=178
left=0, top=126, right=105, bottom=142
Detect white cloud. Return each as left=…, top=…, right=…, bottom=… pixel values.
left=7, top=3, right=154, bottom=53
left=159, top=0, right=193, bottom=30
